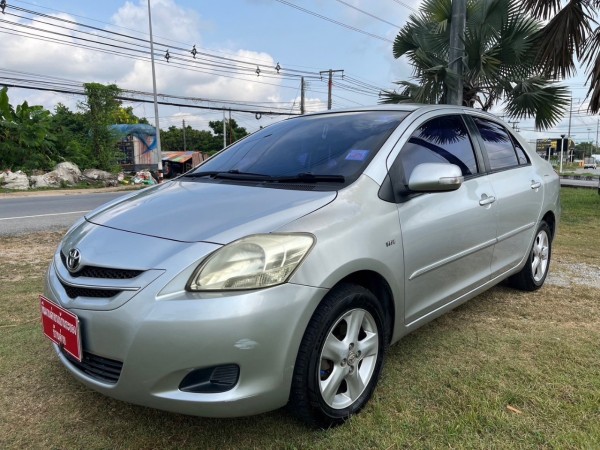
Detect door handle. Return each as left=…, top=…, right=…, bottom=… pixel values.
left=479, top=194, right=496, bottom=206
left=531, top=181, right=542, bottom=189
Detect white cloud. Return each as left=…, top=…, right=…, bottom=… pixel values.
left=0, top=0, right=290, bottom=132
left=111, top=0, right=206, bottom=44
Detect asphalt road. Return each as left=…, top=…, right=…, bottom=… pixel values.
left=0, top=191, right=129, bottom=236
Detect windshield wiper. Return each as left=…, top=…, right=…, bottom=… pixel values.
left=268, top=172, right=346, bottom=183
left=184, top=171, right=345, bottom=183
left=183, top=170, right=272, bottom=181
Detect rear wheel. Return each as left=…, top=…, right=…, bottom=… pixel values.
left=289, top=283, right=388, bottom=427
left=510, top=221, right=552, bottom=291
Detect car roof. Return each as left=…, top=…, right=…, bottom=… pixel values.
left=299, top=103, right=500, bottom=119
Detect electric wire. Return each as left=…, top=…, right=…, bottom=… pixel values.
left=334, top=0, right=402, bottom=29
left=0, top=2, right=404, bottom=120
left=9, top=0, right=325, bottom=71
left=272, top=0, right=394, bottom=43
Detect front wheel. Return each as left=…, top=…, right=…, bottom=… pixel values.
left=510, top=220, right=552, bottom=291
left=289, top=283, right=388, bottom=427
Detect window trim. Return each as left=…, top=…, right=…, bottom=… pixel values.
left=466, top=115, right=528, bottom=173
left=380, top=113, right=486, bottom=203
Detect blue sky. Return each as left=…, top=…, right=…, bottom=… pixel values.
left=1, top=0, right=598, bottom=145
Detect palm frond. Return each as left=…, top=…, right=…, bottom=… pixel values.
left=379, top=80, right=444, bottom=105
left=420, top=0, right=452, bottom=31
left=531, top=1, right=592, bottom=78
left=583, top=26, right=600, bottom=113
left=521, top=0, right=562, bottom=20
left=504, top=77, right=570, bottom=129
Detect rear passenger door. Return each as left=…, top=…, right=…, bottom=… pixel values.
left=469, top=117, right=543, bottom=277
left=388, top=114, right=497, bottom=325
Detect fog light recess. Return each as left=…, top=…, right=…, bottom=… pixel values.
left=179, top=364, right=240, bottom=393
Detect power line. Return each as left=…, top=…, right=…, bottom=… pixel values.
left=1, top=2, right=392, bottom=110
left=0, top=81, right=299, bottom=116
left=334, top=0, right=402, bottom=28
left=0, top=27, right=307, bottom=92
left=389, top=0, right=419, bottom=14
left=0, top=25, right=383, bottom=103
left=7, top=4, right=324, bottom=78
left=9, top=0, right=325, bottom=71
left=273, top=0, right=394, bottom=43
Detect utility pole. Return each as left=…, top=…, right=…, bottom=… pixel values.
left=567, top=96, right=573, bottom=162
left=147, top=0, right=163, bottom=182
left=229, top=109, right=232, bottom=145
left=560, top=134, right=565, bottom=173
left=320, top=69, right=343, bottom=110
left=223, top=110, right=226, bottom=149
left=182, top=119, right=187, bottom=151
left=300, top=76, right=305, bottom=115
left=447, top=0, right=466, bottom=106
left=590, top=119, right=600, bottom=158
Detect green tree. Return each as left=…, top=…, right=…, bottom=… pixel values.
left=51, top=103, right=93, bottom=169
left=114, top=106, right=149, bottom=125
left=79, top=82, right=122, bottom=171
left=523, top=0, right=600, bottom=113
left=0, top=87, right=56, bottom=171
left=161, top=125, right=215, bottom=152
left=209, top=118, right=249, bottom=149
left=381, top=0, right=569, bottom=130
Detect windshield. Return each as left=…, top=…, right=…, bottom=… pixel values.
left=187, top=111, right=408, bottom=189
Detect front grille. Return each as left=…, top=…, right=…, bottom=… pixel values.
left=62, top=349, right=123, bottom=384
left=60, top=252, right=143, bottom=279
left=60, top=280, right=121, bottom=299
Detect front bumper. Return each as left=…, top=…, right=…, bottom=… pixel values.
left=45, top=225, right=327, bottom=417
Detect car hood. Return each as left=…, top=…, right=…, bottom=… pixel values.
left=85, top=180, right=336, bottom=244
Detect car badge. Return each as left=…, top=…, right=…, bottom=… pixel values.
left=66, top=248, right=81, bottom=273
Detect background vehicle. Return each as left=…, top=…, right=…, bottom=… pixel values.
left=583, top=157, right=597, bottom=169
left=41, top=105, right=560, bottom=427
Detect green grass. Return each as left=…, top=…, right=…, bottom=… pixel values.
left=555, top=187, right=600, bottom=264
left=0, top=188, right=599, bottom=449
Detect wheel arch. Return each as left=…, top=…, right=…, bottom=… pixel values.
left=541, top=210, right=556, bottom=240
left=335, top=270, right=395, bottom=344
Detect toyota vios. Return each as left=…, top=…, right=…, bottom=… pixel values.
left=41, top=105, right=560, bottom=427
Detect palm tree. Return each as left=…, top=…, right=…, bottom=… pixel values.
left=523, top=0, right=600, bottom=113
left=380, top=0, right=570, bottom=130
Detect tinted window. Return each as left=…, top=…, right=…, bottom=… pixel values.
left=192, top=111, right=408, bottom=186
left=399, top=115, right=478, bottom=179
left=513, top=138, right=529, bottom=165
left=473, top=118, right=519, bottom=170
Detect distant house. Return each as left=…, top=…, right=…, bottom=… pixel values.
left=162, top=151, right=208, bottom=178
left=112, top=124, right=160, bottom=172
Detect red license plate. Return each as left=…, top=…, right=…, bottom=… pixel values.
left=40, top=295, right=82, bottom=362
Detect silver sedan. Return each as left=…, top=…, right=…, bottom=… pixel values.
left=41, top=105, right=560, bottom=427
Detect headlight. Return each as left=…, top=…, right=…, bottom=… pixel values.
left=187, top=234, right=315, bottom=291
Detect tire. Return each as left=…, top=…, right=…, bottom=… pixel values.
left=289, top=283, right=388, bottom=427
left=510, top=220, right=552, bottom=291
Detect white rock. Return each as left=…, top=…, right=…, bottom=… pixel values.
left=53, top=162, right=81, bottom=185
left=30, top=172, right=65, bottom=188
left=83, top=168, right=115, bottom=181
left=0, top=170, right=30, bottom=190
left=83, top=169, right=118, bottom=187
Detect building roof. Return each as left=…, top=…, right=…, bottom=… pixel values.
left=161, top=151, right=199, bottom=163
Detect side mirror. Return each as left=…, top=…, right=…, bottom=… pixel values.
left=408, top=163, right=463, bottom=192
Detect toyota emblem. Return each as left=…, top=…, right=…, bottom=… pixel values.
left=66, top=248, right=81, bottom=272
